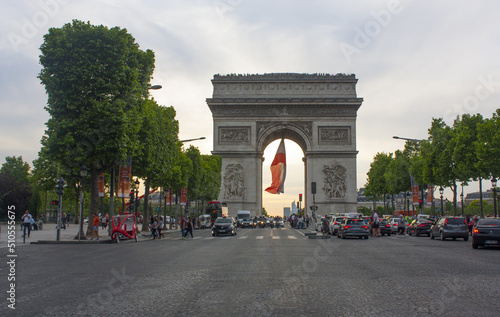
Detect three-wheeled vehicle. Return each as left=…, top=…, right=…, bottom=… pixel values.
left=111, top=214, right=138, bottom=243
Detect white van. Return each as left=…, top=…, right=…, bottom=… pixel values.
left=199, top=214, right=212, bottom=229
left=237, top=210, right=251, bottom=226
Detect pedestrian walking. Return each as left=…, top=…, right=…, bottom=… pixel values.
left=90, top=213, right=100, bottom=240
left=21, top=210, right=32, bottom=237
left=180, top=216, right=187, bottom=239
left=185, top=218, right=194, bottom=238
left=158, top=217, right=164, bottom=239
left=372, top=210, right=381, bottom=237
left=61, top=212, right=66, bottom=230
left=151, top=217, right=158, bottom=239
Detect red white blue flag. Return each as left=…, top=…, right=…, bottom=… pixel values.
left=265, top=139, right=286, bottom=194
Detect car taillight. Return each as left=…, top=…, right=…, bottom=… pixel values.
left=344, top=225, right=351, bottom=229
left=418, top=223, right=426, bottom=227
left=334, top=222, right=338, bottom=225
left=473, top=228, right=480, bottom=234
left=393, top=223, right=398, bottom=226
left=362, top=225, right=368, bottom=229
left=385, top=224, right=390, bottom=228
left=445, top=218, right=448, bottom=224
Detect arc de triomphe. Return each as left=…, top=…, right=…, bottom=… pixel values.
left=206, top=73, right=363, bottom=218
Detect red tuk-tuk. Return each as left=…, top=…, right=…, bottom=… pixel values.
left=111, top=214, right=138, bottom=243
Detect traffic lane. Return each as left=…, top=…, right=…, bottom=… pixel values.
left=5, top=228, right=500, bottom=317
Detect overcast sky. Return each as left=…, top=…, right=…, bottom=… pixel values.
left=2, top=0, right=500, bottom=216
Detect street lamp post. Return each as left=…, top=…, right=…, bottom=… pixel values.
left=439, top=186, right=444, bottom=217
left=180, top=137, right=206, bottom=143
left=134, top=178, right=140, bottom=227
left=76, top=164, right=87, bottom=240
left=492, top=178, right=497, bottom=218
left=460, top=183, right=464, bottom=217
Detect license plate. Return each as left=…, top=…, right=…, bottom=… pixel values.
left=484, top=240, right=498, bottom=244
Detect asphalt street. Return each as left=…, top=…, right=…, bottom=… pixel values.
left=1, top=225, right=500, bottom=317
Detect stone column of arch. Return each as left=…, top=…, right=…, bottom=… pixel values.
left=207, top=73, right=363, bottom=218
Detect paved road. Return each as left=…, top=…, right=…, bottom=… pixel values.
left=1, top=226, right=499, bottom=316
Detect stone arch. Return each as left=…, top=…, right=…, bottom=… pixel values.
left=257, top=123, right=310, bottom=155
left=207, top=73, right=363, bottom=218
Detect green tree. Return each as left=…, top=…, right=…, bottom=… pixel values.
left=365, top=152, right=392, bottom=211
left=38, top=20, right=155, bottom=234
left=132, top=100, right=179, bottom=230
left=0, top=156, right=32, bottom=218
left=477, top=109, right=500, bottom=179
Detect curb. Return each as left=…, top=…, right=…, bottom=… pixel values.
left=31, top=239, right=113, bottom=244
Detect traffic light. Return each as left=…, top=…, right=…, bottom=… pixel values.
left=299, top=193, right=302, bottom=202
left=311, top=182, right=316, bottom=194
left=55, top=177, right=65, bottom=196
left=51, top=200, right=59, bottom=206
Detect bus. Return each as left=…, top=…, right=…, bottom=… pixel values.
left=205, top=201, right=228, bottom=226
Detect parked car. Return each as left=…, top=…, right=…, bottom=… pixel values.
left=472, top=218, right=500, bottom=249
left=379, top=220, right=392, bottom=236
left=329, top=216, right=346, bottom=235
left=337, top=218, right=369, bottom=239
left=408, top=218, right=432, bottom=236
left=429, top=216, right=469, bottom=241
left=212, top=217, right=237, bottom=236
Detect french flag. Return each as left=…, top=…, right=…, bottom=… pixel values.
left=265, top=139, right=286, bottom=194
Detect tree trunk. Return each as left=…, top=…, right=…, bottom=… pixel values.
left=86, top=167, right=100, bottom=236
left=142, top=178, right=151, bottom=232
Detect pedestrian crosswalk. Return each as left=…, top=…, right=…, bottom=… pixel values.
left=171, top=235, right=304, bottom=241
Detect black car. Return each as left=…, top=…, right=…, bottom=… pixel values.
left=379, top=220, right=392, bottom=236
left=337, top=218, right=369, bottom=239
left=429, top=216, right=468, bottom=241
left=212, top=217, right=237, bottom=236
left=472, top=218, right=500, bottom=249
left=408, top=218, right=432, bottom=237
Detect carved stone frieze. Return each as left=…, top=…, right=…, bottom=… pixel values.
left=257, top=121, right=312, bottom=142
left=319, top=126, right=351, bottom=144
left=223, top=163, right=245, bottom=200
left=219, top=127, right=250, bottom=143
left=323, top=162, right=347, bottom=199
left=209, top=105, right=359, bottom=117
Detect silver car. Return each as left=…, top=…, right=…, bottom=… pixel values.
left=329, top=216, right=346, bottom=235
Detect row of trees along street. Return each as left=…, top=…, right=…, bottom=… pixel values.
left=0, top=20, right=222, bottom=234
left=364, top=111, right=500, bottom=217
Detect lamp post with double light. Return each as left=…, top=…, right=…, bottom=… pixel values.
left=492, top=177, right=497, bottom=218
left=439, top=186, right=444, bottom=216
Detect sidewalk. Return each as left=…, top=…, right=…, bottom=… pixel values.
left=0, top=222, right=180, bottom=246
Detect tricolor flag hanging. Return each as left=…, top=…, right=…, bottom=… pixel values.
left=265, top=139, right=286, bottom=194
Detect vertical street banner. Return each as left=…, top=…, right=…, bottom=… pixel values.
left=426, top=185, right=433, bottom=205
left=179, top=188, right=188, bottom=206
left=117, top=163, right=132, bottom=198
left=265, top=138, right=286, bottom=194
left=165, top=189, right=172, bottom=205
left=410, top=175, right=420, bottom=206
left=98, top=173, right=105, bottom=198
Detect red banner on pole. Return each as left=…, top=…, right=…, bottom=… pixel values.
left=98, top=173, right=105, bottom=197
left=426, top=185, right=433, bottom=205
left=180, top=188, right=188, bottom=206
left=117, top=164, right=131, bottom=198
left=410, top=176, right=420, bottom=206
left=165, top=189, right=172, bottom=205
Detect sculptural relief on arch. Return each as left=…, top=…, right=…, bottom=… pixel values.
left=207, top=73, right=363, bottom=218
